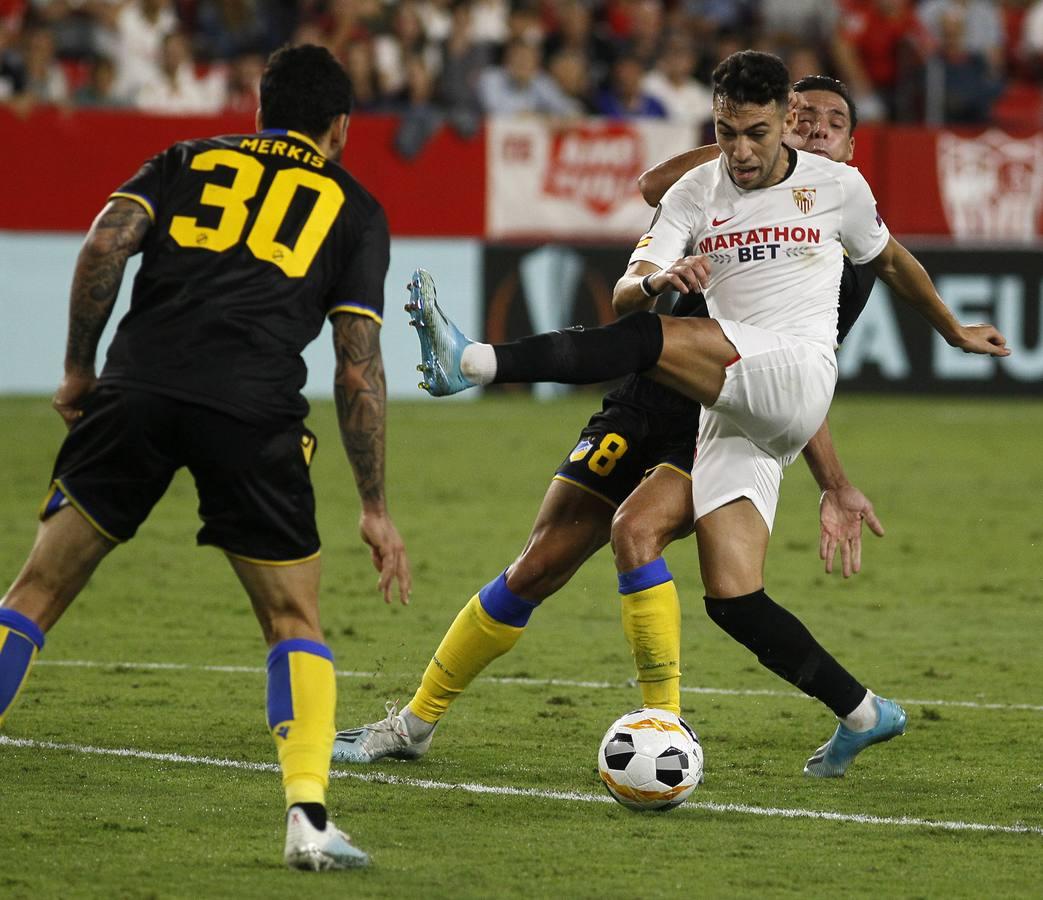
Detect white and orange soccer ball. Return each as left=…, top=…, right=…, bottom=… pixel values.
left=597, top=708, right=703, bottom=811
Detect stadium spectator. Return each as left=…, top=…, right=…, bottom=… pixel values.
left=221, top=47, right=262, bottom=112
left=505, top=0, right=543, bottom=46
left=342, top=34, right=382, bottom=110
left=134, top=29, right=224, bottom=113
left=0, top=19, right=24, bottom=99
left=25, top=0, right=104, bottom=59
left=468, top=0, right=509, bottom=46
left=831, top=0, right=928, bottom=120
left=94, top=0, right=178, bottom=103
left=926, top=4, right=1005, bottom=122
left=541, top=0, right=614, bottom=96
left=72, top=51, right=127, bottom=106
left=547, top=46, right=595, bottom=113
left=680, top=0, right=757, bottom=40
left=437, top=0, right=494, bottom=122
left=786, top=44, right=828, bottom=82
left=477, top=36, right=578, bottom=116
left=393, top=51, right=444, bottom=156
left=758, top=0, right=840, bottom=55
left=4, top=24, right=69, bottom=108
left=594, top=52, right=667, bottom=118
left=918, top=0, right=1005, bottom=77
left=0, top=0, right=26, bottom=38
left=613, top=0, right=666, bottom=70
left=192, top=0, right=271, bottom=62
left=373, top=0, right=439, bottom=98
left=307, top=0, right=378, bottom=62
left=641, top=34, right=712, bottom=129
left=1022, top=0, right=1043, bottom=72
left=415, top=0, right=453, bottom=43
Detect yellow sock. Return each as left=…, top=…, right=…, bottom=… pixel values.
left=619, top=560, right=681, bottom=715
left=0, top=609, right=45, bottom=727
left=266, top=639, right=336, bottom=809
left=410, top=580, right=533, bottom=724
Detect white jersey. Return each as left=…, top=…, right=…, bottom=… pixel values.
left=629, top=149, right=890, bottom=347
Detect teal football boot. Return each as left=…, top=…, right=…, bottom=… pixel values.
left=405, top=267, right=476, bottom=396
left=804, top=696, right=907, bottom=777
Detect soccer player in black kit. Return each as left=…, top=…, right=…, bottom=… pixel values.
left=333, top=77, right=885, bottom=768
left=0, top=45, right=410, bottom=870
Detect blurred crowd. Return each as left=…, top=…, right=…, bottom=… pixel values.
left=3, top=0, right=1043, bottom=134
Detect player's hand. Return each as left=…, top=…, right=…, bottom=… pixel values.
left=651, top=256, right=711, bottom=295
left=952, top=323, right=1010, bottom=357
left=819, top=485, right=885, bottom=578
left=359, top=509, right=412, bottom=605
left=52, top=370, right=96, bottom=429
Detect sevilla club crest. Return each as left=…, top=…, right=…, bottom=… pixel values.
left=792, top=188, right=816, bottom=214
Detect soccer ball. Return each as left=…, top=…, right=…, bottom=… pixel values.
left=597, top=708, right=703, bottom=811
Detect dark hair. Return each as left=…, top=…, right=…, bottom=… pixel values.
left=792, top=74, right=858, bottom=133
left=260, top=44, right=354, bottom=138
left=712, top=50, right=790, bottom=109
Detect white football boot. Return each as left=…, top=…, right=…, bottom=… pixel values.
left=332, top=701, right=436, bottom=764
left=284, top=807, right=370, bottom=871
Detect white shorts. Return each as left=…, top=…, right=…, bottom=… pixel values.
left=691, top=320, right=838, bottom=532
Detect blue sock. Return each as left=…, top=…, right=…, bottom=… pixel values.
left=617, top=557, right=672, bottom=594
left=478, top=572, right=539, bottom=627
left=0, top=608, right=45, bottom=725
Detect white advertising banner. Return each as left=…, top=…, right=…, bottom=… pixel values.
left=0, top=233, right=482, bottom=400
left=486, top=118, right=697, bottom=240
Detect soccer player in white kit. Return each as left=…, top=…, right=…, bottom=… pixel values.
left=408, top=51, right=1010, bottom=776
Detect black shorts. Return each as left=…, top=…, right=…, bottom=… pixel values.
left=41, top=388, right=319, bottom=563
left=554, top=376, right=699, bottom=508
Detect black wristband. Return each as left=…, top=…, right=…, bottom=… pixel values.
left=640, top=272, right=660, bottom=298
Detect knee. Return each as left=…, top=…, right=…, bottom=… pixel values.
left=611, top=507, right=664, bottom=573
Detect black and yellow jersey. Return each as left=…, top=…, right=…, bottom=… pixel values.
left=99, top=129, right=389, bottom=425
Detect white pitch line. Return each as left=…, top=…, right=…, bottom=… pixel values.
left=1, top=735, right=1040, bottom=838
left=35, top=658, right=1043, bottom=713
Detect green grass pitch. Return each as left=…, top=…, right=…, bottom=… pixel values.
left=1, top=392, right=1041, bottom=899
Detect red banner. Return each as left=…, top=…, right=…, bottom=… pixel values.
left=2, top=107, right=485, bottom=235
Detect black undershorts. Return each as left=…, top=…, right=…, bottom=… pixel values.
left=553, top=375, right=699, bottom=508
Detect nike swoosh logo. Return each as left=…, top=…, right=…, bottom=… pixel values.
left=711, top=216, right=735, bottom=227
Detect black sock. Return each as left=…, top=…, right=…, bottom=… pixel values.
left=492, top=312, right=664, bottom=385
left=291, top=802, right=327, bottom=831
left=704, top=589, right=866, bottom=718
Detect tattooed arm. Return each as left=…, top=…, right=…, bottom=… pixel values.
left=54, top=198, right=151, bottom=427
left=332, top=313, right=412, bottom=604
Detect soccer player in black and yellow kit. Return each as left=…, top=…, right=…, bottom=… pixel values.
left=333, top=76, right=885, bottom=768
left=0, top=45, right=410, bottom=870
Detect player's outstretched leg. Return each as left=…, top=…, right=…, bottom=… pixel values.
left=406, top=267, right=478, bottom=396
left=333, top=573, right=536, bottom=763
left=405, top=267, right=671, bottom=396
left=803, top=696, right=907, bottom=778
left=333, top=482, right=613, bottom=763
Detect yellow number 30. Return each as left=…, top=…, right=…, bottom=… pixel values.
left=168, top=149, right=345, bottom=278
left=588, top=433, right=628, bottom=476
